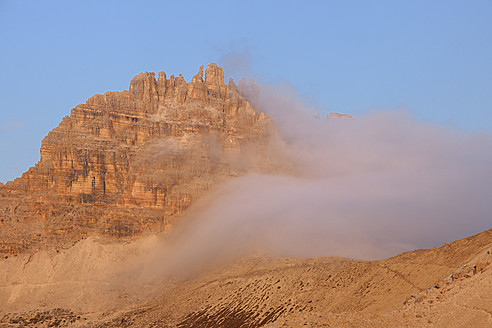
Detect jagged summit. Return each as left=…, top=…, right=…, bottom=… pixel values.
left=0, top=63, right=276, bottom=254
left=124, top=63, right=229, bottom=111
left=85, top=63, right=241, bottom=116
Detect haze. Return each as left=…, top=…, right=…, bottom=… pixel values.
left=140, top=82, right=492, bottom=281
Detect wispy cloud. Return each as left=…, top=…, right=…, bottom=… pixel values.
left=216, top=38, right=254, bottom=80
left=1, top=117, right=25, bottom=132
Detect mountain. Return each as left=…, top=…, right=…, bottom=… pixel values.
left=1, top=63, right=491, bottom=327
left=0, top=63, right=277, bottom=255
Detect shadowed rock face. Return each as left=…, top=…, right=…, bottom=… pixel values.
left=0, top=63, right=277, bottom=254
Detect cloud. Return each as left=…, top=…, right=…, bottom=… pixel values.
left=142, top=80, right=492, bottom=279
left=216, top=39, right=254, bottom=81
left=1, top=117, right=25, bottom=132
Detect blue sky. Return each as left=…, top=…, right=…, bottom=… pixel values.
left=0, top=0, right=491, bottom=182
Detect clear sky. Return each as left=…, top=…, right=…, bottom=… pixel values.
left=0, top=0, right=491, bottom=182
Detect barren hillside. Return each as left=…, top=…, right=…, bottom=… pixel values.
left=1, top=230, right=490, bottom=327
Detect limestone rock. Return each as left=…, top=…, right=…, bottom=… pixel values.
left=129, top=72, right=159, bottom=112
left=327, top=112, right=354, bottom=119
left=187, top=65, right=207, bottom=102
left=0, top=63, right=278, bottom=254
left=205, top=63, right=226, bottom=99
left=157, top=71, right=167, bottom=98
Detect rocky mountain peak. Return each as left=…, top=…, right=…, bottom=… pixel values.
left=0, top=63, right=277, bottom=255
left=192, top=65, right=204, bottom=82
left=205, top=63, right=226, bottom=99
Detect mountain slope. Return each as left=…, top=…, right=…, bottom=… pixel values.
left=91, top=230, right=492, bottom=328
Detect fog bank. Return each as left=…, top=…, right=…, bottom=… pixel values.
left=145, top=82, right=492, bottom=279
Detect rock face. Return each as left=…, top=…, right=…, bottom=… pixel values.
left=327, top=112, right=354, bottom=119
left=0, top=63, right=277, bottom=254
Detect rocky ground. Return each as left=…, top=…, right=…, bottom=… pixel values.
left=1, top=229, right=490, bottom=327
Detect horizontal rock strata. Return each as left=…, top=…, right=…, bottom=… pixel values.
left=0, top=63, right=277, bottom=254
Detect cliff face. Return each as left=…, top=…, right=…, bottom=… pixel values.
left=0, top=63, right=276, bottom=254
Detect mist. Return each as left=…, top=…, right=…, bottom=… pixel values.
left=142, top=80, right=492, bottom=280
